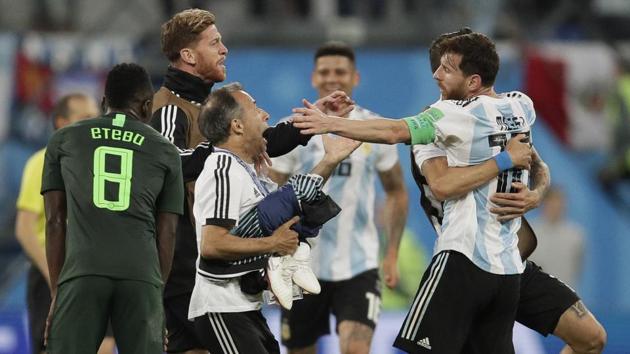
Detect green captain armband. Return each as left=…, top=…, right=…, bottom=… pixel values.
left=403, top=107, right=444, bottom=145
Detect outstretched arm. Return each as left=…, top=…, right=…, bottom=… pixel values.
left=292, top=107, right=411, bottom=144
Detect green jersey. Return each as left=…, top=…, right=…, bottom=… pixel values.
left=41, top=113, right=184, bottom=287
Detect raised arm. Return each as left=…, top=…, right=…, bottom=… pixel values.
left=309, top=135, right=361, bottom=182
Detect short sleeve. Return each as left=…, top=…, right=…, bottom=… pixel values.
left=198, top=154, right=245, bottom=228
left=375, top=143, right=399, bottom=172
left=430, top=101, right=472, bottom=144
left=16, top=150, right=45, bottom=213
left=156, top=145, right=184, bottom=215
left=41, top=131, right=65, bottom=194
left=412, top=143, right=446, bottom=170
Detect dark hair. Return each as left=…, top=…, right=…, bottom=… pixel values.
left=314, top=41, right=355, bottom=64
left=104, top=63, right=153, bottom=110
left=161, top=9, right=216, bottom=62
left=51, top=93, right=88, bottom=128
left=438, top=32, right=499, bottom=87
left=198, top=82, right=244, bottom=145
left=429, top=27, right=473, bottom=73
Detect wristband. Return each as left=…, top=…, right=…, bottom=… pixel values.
left=493, top=151, right=514, bottom=172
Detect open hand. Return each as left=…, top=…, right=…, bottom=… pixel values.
left=313, top=91, right=355, bottom=117
left=292, top=100, right=339, bottom=135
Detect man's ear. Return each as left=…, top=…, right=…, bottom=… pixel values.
left=180, top=48, right=196, bottom=66
left=141, top=99, right=153, bottom=121
left=468, top=74, right=483, bottom=92
left=231, top=118, right=244, bottom=135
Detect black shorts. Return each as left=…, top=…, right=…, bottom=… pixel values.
left=280, top=268, right=381, bottom=349
left=26, top=266, right=51, bottom=354
left=164, top=293, right=203, bottom=352
left=393, top=251, right=520, bottom=354
left=193, top=310, right=279, bottom=354
left=516, top=260, right=580, bottom=336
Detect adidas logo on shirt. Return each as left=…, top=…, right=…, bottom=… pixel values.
left=416, top=337, right=432, bottom=350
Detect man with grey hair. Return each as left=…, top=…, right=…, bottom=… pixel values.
left=189, top=83, right=359, bottom=353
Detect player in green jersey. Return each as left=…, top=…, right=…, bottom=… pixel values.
left=41, top=63, right=184, bottom=354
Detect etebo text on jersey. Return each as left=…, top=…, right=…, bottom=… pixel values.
left=90, top=127, right=145, bottom=146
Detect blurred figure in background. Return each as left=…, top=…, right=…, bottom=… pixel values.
left=269, top=41, right=408, bottom=354
left=15, top=93, right=116, bottom=354
left=600, top=58, right=630, bottom=206
left=530, top=186, right=585, bottom=290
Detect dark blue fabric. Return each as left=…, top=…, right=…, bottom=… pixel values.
left=257, top=184, right=321, bottom=240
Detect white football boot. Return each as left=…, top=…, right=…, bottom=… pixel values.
left=266, top=256, right=295, bottom=309
left=291, top=242, right=321, bottom=294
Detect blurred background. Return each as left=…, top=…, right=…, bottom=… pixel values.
left=1, top=0, right=630, bottom=353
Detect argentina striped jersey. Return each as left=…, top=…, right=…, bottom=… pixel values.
left=271, top=106, right=399, bottom=281
left=415, top=92, right=535, bottom=275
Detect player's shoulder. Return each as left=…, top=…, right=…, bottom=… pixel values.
left=207, top=150, right=248, bottom=175
left=499, top=91, right=533, bottom=105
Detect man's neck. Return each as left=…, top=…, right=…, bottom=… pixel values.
left=467, top=86, right=497, bottom=99
left=216, top=139, right=254, bottom=164
left=172, top=62, right=203, bottom=81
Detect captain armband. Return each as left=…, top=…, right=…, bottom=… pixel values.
left=403, top=107, right=444, bottom=145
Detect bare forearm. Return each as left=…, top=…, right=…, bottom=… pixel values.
left=383, top=191, right=408, bottom=257
left=310, top=157, right=339, bottom=183
left=156, top=213, right=178, bottom=283
left=330, top=117, right=410, bottom=144
left=16, top=212, right=49, bottom=282
left=429, top=159, right=500, bottom=201
left=17, top=233, right=48, bottom=279
left=530, top=150, right=550, bottom=200
left=202, top=233, right=274, bottom=260
left=45, top=221, right=65, bottom=294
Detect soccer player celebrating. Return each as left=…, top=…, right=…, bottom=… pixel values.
left=42, top=63, right=184, bottom=353
left=292, top=32, right=535, bottom=353
left=269, top=41, right=408, bottom=354
left=409, top=28, right=606, bottom=354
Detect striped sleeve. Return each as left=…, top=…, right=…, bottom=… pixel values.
left=287, top=174, right=324, bottom=202
left=200, top=154, right=243, bottom=228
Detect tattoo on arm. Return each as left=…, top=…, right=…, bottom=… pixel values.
left=530, top=148, right=550, bottom=195
left=571, top=301, right=589, bottom=318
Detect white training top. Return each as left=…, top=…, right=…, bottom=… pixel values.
left=271, top=106, right=399, bottom=281
left=189, top=149, right=267, bottom=318
left=414, top=92, right=536, bottom=275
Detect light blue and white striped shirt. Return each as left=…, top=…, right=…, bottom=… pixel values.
left=271, top=106, right=399, bottom=281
